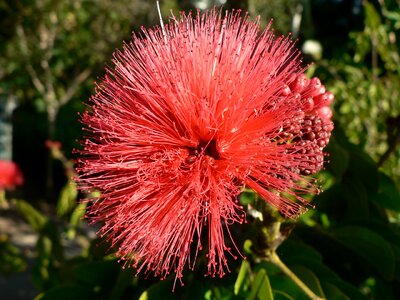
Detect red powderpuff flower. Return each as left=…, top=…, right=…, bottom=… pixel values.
left=0, top=160, right=24, bottom=190
left=77, top=10, right=334, bottom=282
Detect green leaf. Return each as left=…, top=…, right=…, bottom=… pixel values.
left=209, top=286, right=234, bottom=300
left=278, top=241, right=340, bottom=281
left=67, top=202, right=87, bottom=239
left=290, top=265, right=325, bottom=299
left=268, top=266, right=306, bottom=299
left=344, top=219, right=400, bottom=250
left=243, top=239, right=254, bottom=255
left=283, top=257, right=339, bottom=282
left=240, top=190, right=257, bottom=205
left=372, top=278, right=397, bottom=300
left=328, top=279, right=369, bottom=300
left=344, top=219, right=400, bottom=282
left=365, top=1, right=382, bottom=30
left=347, top=150, right=379, bottom=194
left=37, top=235, right=53, bottom=259
left=332, top=226, right=395, bottom=280
left=320, top=282, right=350, bottom=300
left=138, top=279, right=176, bottom=300
left=342, top=176, right=369, bottom=219
left=386, top=11, right=400, bottom=29
left=234, top=259, right=250, bottom=295
left=41, top=221, right=64, bottom=261
left=278, top=240, right=323, bottom=263
left=72, top=260, right=120, bottom=292
left=57, top=180, right=78, bottom=217
left=248, top=269, right=273, bottom=300
left=0, top=238, right=27, bottom=275
left=33, top=284, right=95, bottom=300
left=69, top=202, right=87, bottom=227
left=109, top=268, right=137, bottom=300
left=314, top=183, right=346, bottom=216
left=273, top=290, right=295, bottom=300
left=15, top=199, right=47, bottom=231
left=32, top=232, right=62, bottom=290
left=369, top=173, right=400, bottom=212
left=325, top=136, right=350, bottom=179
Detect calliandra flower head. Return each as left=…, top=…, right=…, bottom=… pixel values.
left=0, top=160, right=24, bottom=190
left=77, top=9, right=334, bottom=283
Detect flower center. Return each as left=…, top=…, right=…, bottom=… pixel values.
left=200, top=139, right=220, bottom=160
left=188, top=139, right=220, bottom=160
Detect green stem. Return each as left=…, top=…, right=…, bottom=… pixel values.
left=268, top=251, right=325, bottom=300
left=0, top=189, right=7, bottom=209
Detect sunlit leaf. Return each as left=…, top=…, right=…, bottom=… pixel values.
left=67, top=202, right=87, bottom=239
left=15, top=199, right=47, bottom=231
left=234, top=259, right=250, bottom=295
left=248, top=269, right=273, bottom=300
left=57, top=180, right=78, bottom=217
left=364, top=2, right=381, bottom=30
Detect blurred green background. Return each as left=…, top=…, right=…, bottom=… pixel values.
left=0, top=0, right=399, bottom=299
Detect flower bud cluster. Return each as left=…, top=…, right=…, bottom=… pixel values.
left=285, top=74, right=334, bottom=118
left=282, top=74, right=334, bottom=175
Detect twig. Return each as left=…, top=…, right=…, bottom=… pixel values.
left=267, top=251, right=325, bottom=300
left=16, top=25, right=46, bottom=95
left=59, top=68, right=91, bottom=106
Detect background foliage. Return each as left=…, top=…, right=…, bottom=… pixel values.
left=0, top=0, right=399, bottom=299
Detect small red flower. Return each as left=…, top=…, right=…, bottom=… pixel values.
left=0, top=160, right=24, bottom=190
left=77, top=10, right=333, bottom=282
